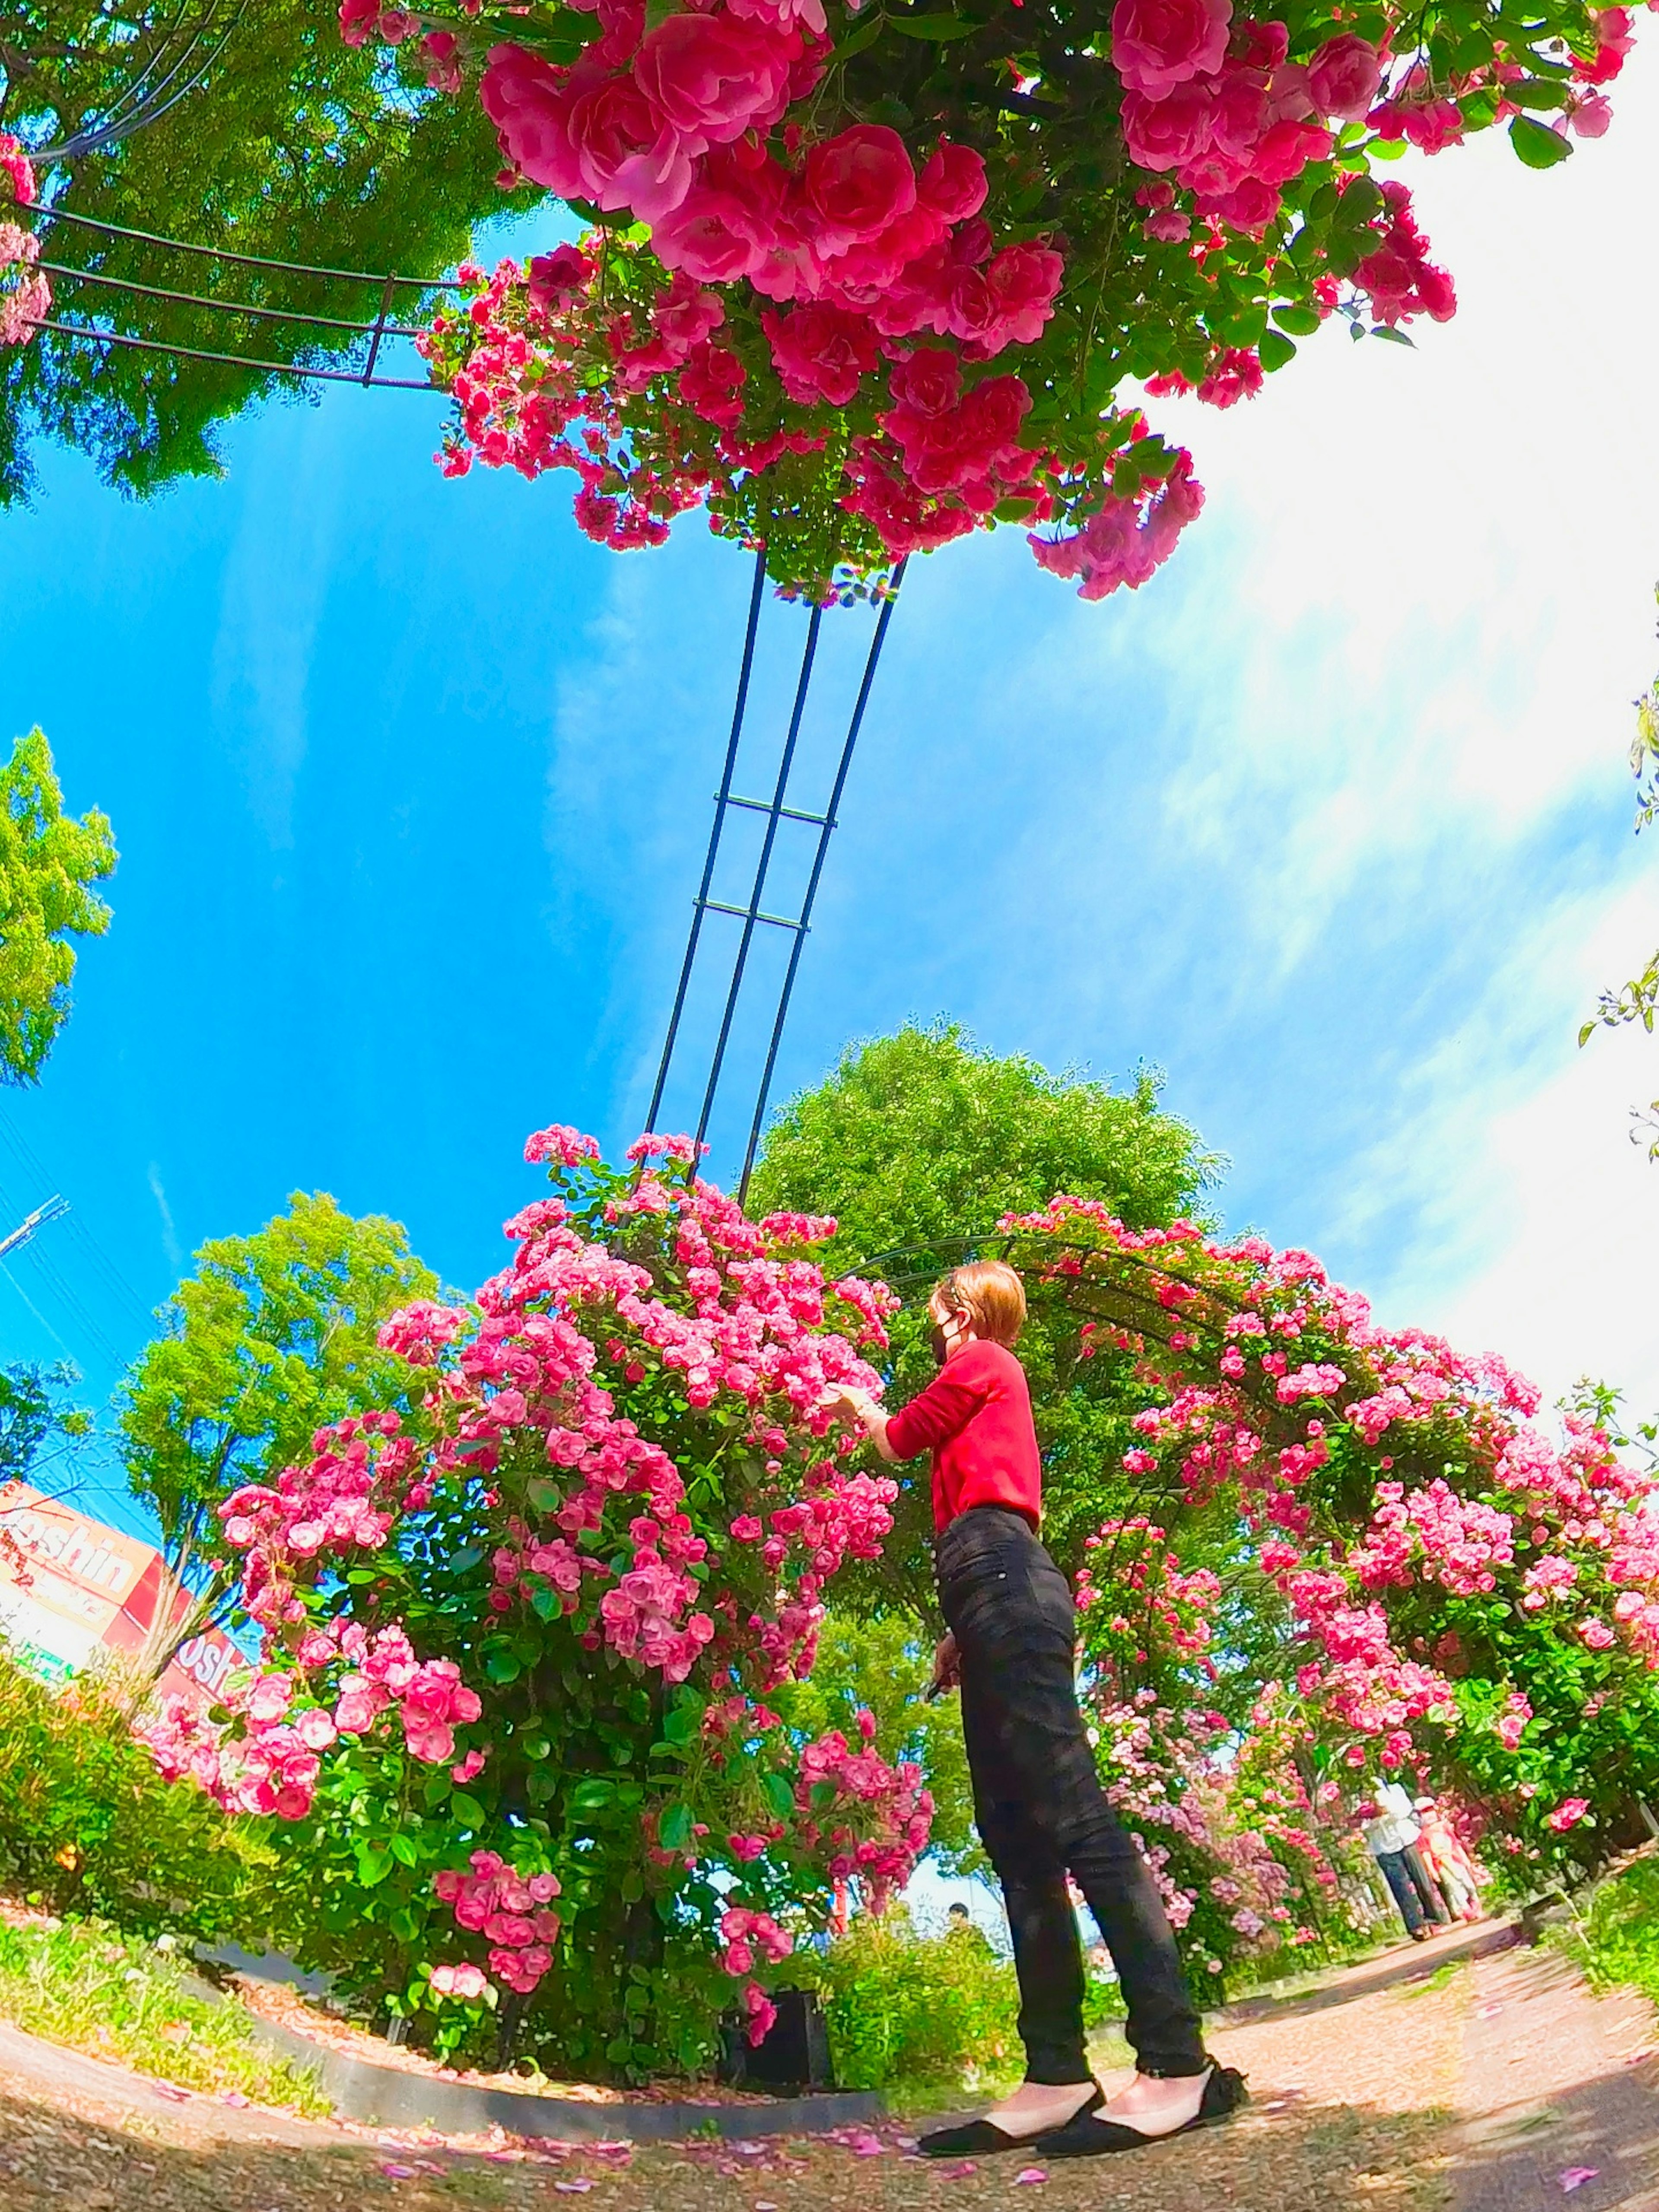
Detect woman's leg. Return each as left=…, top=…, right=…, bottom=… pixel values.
left=945, top=1524, right=1205, bottom=2080
left=961, top=1668, right=1091, bottom=2087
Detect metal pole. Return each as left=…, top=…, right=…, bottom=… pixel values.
left=645, top=545, right=768, bottom=1133
left=695, top=600, right=822, bottom=1150
left=737, top=565, right=906, bottom=1200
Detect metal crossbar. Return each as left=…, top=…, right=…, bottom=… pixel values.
left=645, top=547, right=907, bottom=1199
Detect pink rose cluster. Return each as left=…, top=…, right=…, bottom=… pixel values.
left=1112, top=1, right=1371, bottom=237
left=219, top=1411, right=425, bottom=1627
left=792, top=1718, right=933, bottom=1910
left=434, top=1852, right=563, bottom=1996
left=0, top=140, right=49, bottom=351
left=143, top=1618, right=487, bottom=1824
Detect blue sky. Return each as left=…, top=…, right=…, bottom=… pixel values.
left=5, top=65, right=1659, bottom=1549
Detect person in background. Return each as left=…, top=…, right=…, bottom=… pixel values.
left=823, top=1260, right=1245, bottom=2162
left=1412, top=1798, right=1482, bottom=1922
left=944, top=1901, right=992, bottom=1952
left=1359, top=1779, right=1449, bottom=1941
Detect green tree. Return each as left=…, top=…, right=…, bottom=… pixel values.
left=117, top=1191, right=439, bottom=1674
left=0, top=1358, right=90, bottom=1488
left=1, top=0, right=512, bottom=502
left=749, top=1022, right=1224, bottom=1599
left=0, top=728, right=115, bottom=1084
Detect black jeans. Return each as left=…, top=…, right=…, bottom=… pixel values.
left=1373, top=1844, right=1447, bottom=1936
left=937, top=1506, right=1207, bottom=2083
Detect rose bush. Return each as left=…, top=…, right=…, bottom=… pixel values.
left=146, top=1129, right=931, bottom=2076
left=327, top=0, right=1635, bottom=600
left=996, top=1196, right=1659, bottom=1958
left=0, top=138, right=50, bottom=350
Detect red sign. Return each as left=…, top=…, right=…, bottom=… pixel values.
left=0, top=1481, right=243, bottom=1705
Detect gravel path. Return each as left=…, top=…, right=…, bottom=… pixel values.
left=3, top=1918, right=1655, bottom=2212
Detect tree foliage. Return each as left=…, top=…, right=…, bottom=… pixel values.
left=0, top=1357, right=89, bottom=1488
left=118, top=1191, right=439, bottom=1670
left=0, top=727, right=114, bottom=1084
left=749, top=1022, right=1223, bottom=1599
left=0, top=0, right=510, bottom=501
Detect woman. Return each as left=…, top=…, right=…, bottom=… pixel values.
left=824, top=1260, right=1245, bottom=2161
left=1413, top=1798, right=1482, bottom=1923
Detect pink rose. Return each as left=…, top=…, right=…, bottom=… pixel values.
left=650, top=146, right=791, bottom=281
left=761, top=302, right=881, bottom=404
left=918, top=140, right=988, bottom=222
left=566, top=73, right=698, bottom=220
left=1210, top=64, right=1268, bottom=154
left=1111, top=0, right=1232, bottom=98
left=981, top=243, right=1065, bottom=348
left=888, top=346, right=962, bottom=416
left=1212, top=175, right=1281, bottom=231
left=727, top=0, right=827, bottom=32
left=1121, top=81, right=1215, bottom=171
left=632, top=15, right=798, bottom=152
left=480, top=45, right=585, bottom=197
left=1306, top=33, right=1383, bottom=121
left=1144, top=206, right=1192, bottom=241
left=294, top=1707, right=338, bottom=1751
left=339, top=0, right=380, bottom=47
left=800, top=124, right=917, bottom=257
left=1569, top=91, right=1613, bottom=135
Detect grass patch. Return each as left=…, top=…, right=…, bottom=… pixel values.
left=0, top=1914, right=329, bottom=2115
left=1551, top=1853, right=1659, bottom=2011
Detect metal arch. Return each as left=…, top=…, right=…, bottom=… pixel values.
left=646, top=555, right=908, bottom=1196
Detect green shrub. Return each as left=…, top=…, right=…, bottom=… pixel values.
left=0, top=1641, right=271, bottom=1939
left=0, top=1917, right=327, bottom=2112
left=1555, top=1855, right=1659, bottom=2009
left=791, top=1909, right=1119, bottom=2096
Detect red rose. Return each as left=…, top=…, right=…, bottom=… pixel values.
left=649, top=146, right=791, bottom=282
left=632, top=15, right=798, bottom=152
left=480, top=44, right=585, bottom=197
left=1210, top=65, right=1268, bottom=156
left=678, top=340, right=748, bottom=426
left=887, top=347, right=961, bottom=416
left=761, top=302, right=882, bottom=404
left=1121, top=81, right=1216, bottom=172
left=566, top=72, right=698, bottom=219
left=1110, top=0, right=1232, bottom=99
left=918, top=140, right=988, bottom=222
left=981, top=243, right=1065, bottom=350
left=1306, top=33, right=1383, bottom=122
left=801, top=124, right=917, bottom=257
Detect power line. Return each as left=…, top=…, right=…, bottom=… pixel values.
left=35, top=317, right=437, bottom=391
left=17, top=198, right=462, bottom=290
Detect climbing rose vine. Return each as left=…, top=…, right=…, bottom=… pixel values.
left=340, top=0, right=1635, bottom=599
left=1001, top=1196, right=1659, bottom=1953
left=0, top=137, right=49, bottom=350
left=146, top=1131, right=931, bottom=2075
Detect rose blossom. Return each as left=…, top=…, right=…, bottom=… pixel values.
left=1306, top=32, right=1383, bottom=121
left=799, top=124, right=917, bottom=257
left=632, top=15, right=798, bottom=151
left=1121, top=81, right=1215, bottom=172
left=762, top=302, right=882, bottom=404
left=1111, top=0, right=1232, bottom=99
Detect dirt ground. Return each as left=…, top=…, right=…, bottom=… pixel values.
left=0, top=1951, right=1465, bottom=2212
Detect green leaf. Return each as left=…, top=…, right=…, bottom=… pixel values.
left=344, top=1568, right=381, bottom=1586
left=572, top=1777, right=618, bottom=1815
left=832, top=13, right=887, bottom=59
left=1258, top=330, right=1296, bottom=373
left=761, top=1772, right=795, bottom=1820
left=658, top=1800, right=694, bottom=1850
left=1509, top=115, right=1572, bottom=168
left=1271, top=305, right=1323, bottom=338
left=887, top=13, right=981, bottom=34
left=451, top=1791, right=486, bottom=1825
left=1512, top=79, right=1569, bottom=111
left=389, top=1832, right=420, bottom=1867
left=450, top=1547, right=484, bottom=1575
left=483, top=1647, right=522, bottom=1685
left=356, top=1845, right=394, bottom=1887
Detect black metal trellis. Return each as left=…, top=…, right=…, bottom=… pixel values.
left=646, top=547, right=908, bottom=1202
left=14, top=199, right=458, bottom=391
left=25, top=0, right=248, bottom=165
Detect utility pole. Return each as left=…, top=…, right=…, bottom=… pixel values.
left=0, top=1196, right=70, bottom=1263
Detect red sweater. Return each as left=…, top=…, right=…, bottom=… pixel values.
left=884, top=1338, right=1042, bottom=1535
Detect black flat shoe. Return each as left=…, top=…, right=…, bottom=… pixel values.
left=919, top=2082, right=1105, bottom=2159
left=1033, top=2064, right=1247, bottom=2158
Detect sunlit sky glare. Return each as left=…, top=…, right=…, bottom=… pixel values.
left=3, top=52, right=1658, bottom=1548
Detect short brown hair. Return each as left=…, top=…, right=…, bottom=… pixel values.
left=933, top=1260, right=1026, bottom=1347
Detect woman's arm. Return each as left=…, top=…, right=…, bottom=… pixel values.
left=820, top=1384, right=903, bottom=1462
